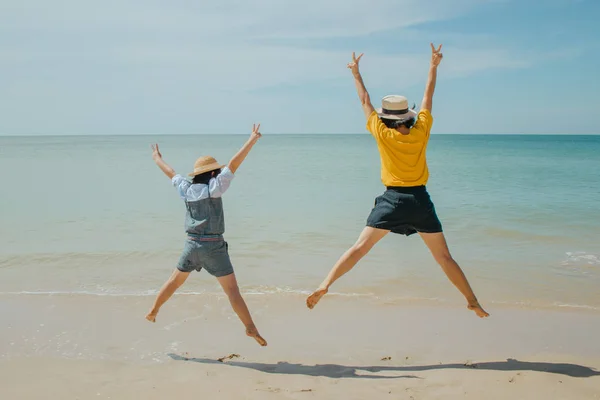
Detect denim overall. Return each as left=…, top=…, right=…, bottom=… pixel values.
left=176, top=191, right=234, bottom=277
left=184, top=193, right=225, bottom=238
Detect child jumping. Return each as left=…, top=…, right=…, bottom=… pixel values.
left=146, top=124, right=267, bottom=347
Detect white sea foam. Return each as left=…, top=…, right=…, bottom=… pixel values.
left=5, top=288, right=597, bottom=312
left=553, top=302, right=600, bottom=311
left=563, top=251, right=600, bottom=267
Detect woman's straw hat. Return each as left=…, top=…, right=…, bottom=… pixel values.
left=188, top=156, right=225, bottom=177
left=376, top=95, right=417, bottom=121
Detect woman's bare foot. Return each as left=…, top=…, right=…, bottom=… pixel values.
left=145, top=310, right=158, bottom=323
left=468, top=302, right=489, bottom=318
left=306, top=287, right=328, bottom=309
left=246, top=325, right=267, bottom=347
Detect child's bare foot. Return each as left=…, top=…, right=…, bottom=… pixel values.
left=306, top=287, right=328, bottom=309
left=468, top=302, right=489, bottom=318
left=145, top=310, right=158, bottom=323
left=246, top=326, right=267, bottom=347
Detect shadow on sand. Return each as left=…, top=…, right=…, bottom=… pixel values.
left=168, top=354, right=600, bottom=380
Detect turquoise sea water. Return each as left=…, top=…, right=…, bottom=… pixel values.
left=0, top=134, right=599, bottom=310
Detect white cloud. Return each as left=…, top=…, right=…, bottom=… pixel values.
left=0, top=0, right=490, bottom=36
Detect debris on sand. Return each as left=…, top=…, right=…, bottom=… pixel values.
left=218, top=353, right=240, bottom=362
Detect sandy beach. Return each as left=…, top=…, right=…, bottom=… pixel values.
left=1, top=293, right=599, bottom=399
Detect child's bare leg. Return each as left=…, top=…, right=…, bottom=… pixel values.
left=419, top=232, right=489, bottom=318
left=217, top=273, right=267, bottom=347
left=306, top=227, right=389, bottom=309
left=146, top=269, right=190, bottom=322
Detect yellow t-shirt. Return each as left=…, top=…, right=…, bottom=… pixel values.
left=366, top=109, right=433, bottom=187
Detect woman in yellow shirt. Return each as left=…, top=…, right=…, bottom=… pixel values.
left=307, top=44, right=489, bottom=319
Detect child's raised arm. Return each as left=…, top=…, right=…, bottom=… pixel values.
left=151, top=144, right=176, bottom=179
left=227, top=123, right=262, bottom=174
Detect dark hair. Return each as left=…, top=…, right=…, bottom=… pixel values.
left=381, top=117, right=416, bottom=130
left=192, top=168, right=222, bottom=185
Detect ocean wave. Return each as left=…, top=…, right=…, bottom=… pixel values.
left=0, top=288, right=370, bottom=298
left=562, top=251, right=600, bottom=267
left=2, top=288, right=599, bottom=312
left=0, top=290, right=161, bottom=297
left=489, top=299, right=600, bottom=311
left=553, top=302, right=600, bottom=311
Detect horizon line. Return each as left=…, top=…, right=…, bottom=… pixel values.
left=1, top=132, right=599, bottom=138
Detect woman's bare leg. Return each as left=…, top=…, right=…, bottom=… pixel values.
left=146, top=269, right=190, bottom=322
left=419, top=232, right=489, bottom=318
left=306, top=227, right=389, bottom=309
left=217, top=273, right=267, bottom=347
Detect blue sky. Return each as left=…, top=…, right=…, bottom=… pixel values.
left=1, top=0, right=598, bottom=135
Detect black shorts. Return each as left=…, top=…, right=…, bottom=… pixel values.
left=366, top=186, right=443, bottom=236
